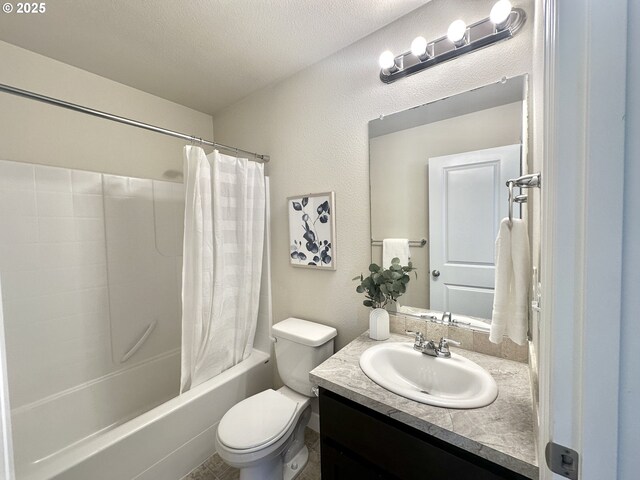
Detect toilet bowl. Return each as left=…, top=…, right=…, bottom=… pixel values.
left=216, top=387, right=311, bottom=480
left=215, top=318, right=336, bottom=480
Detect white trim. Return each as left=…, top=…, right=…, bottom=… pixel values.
left=0, top=279, right=15, bottom=480
left=618, top=1, right=640, bottom=477
left=539, top=0, right=627, bottom=478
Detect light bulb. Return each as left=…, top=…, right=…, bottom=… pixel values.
left=378, top=50, right=396, bottom=70
left=447, top=20, right=467, bottom=46
left=490, top=0, right=512, bottom=28
left=411, top=36, right=428, bottom=59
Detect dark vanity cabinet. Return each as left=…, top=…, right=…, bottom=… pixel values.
left=319, top=388, right=529, bottom=480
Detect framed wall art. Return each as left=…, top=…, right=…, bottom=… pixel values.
left=288, top=191, right=336, bottom=270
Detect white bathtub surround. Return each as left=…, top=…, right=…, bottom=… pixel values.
left=181, top=147, right=266, bottom=392
left=0, top=160, right=189, bottom=477
left=103, top=174, right=184, bottom=369
left=0, top=160, right=184, bottom=410
left=490, top=218, right=531, bottom=345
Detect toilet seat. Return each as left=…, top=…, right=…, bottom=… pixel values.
left=217, top=389, right=299, bottom=453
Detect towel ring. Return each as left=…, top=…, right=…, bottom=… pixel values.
left=506, top=172, right=540, bottom=229
left=507, top=181, right=529, bottom=228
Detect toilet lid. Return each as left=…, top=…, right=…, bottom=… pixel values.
left=217, top=389, right=299, bottom=450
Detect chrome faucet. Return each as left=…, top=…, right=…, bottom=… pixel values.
left=441, top=311, right=452, bottom=324
left=435, top=337, right=460, bottom=358
left=406, top=330, right=425, bottom=350
left=407, top=330, right=460, bottom=358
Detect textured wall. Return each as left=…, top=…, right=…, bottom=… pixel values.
left=212, top=0, right=535, bottom=350
left=0, top=41, right=213, bottom=181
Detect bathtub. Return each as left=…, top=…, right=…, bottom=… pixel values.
left=12, top=349, right=271, bottom=480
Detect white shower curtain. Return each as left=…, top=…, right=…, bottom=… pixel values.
left=180, top=146, right=265, bottom=393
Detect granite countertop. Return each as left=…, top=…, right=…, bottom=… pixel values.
left=310, top=332, right=538, bottom=479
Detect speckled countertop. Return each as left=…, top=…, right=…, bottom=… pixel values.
left=310, top=332, right=538, bottom=479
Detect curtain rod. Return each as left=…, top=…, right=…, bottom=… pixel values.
left=0, top=83, right=270, bottom=163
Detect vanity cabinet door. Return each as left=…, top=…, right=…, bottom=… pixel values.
left=319, top=388, right=529, bottom=480
left=321, top=438, right=399, bottom=480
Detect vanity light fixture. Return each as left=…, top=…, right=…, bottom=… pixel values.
left=378, top=50, right=402, bottom=75
left=378, top=1, right=526, bottom=84
left=490, top=0, right=513, bottom=30
left=447, top=20, right=468, bottom=47
left=410, top=36, right=430, bottom=60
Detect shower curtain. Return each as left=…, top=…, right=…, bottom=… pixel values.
left=180, top=146, right=265, bottom=393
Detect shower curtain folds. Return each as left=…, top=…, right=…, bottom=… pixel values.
left=181, top=146, right=265, bottom=393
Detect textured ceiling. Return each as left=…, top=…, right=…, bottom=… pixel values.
left=0, top=0, right=430, bottom=115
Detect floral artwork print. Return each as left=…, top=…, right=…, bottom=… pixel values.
left=288, top=192, right=336, bottom=269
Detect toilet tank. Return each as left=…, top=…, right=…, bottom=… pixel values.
left=272, top=318, right=337, bottom=396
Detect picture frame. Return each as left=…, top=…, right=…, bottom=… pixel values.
left=287, top=191, right=336, bottom=270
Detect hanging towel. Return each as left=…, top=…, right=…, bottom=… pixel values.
left=382, top=238, right=410, bottom=268
left=490, top=218, right=530, bottom=345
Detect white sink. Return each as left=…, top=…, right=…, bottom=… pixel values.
left=359, top=342, right=498, bottom=409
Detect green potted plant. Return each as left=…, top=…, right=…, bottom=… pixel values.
left=353, top=258, right=416, bottom=340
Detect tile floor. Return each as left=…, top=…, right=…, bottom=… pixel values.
left=182, top=428, right=321, bottom=480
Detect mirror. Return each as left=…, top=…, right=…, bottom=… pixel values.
left=368, top=76, right=528, bottom=331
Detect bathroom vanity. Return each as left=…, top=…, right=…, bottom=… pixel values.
left=310, top=332, right=538, bottom=480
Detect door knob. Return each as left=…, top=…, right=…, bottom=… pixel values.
left=432, top=270, right=440, bottom=278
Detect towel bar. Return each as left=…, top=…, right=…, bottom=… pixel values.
left=371, top=238, right=427, bottom=247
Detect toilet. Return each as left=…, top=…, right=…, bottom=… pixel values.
left=215, top=317, right=337, bottom=480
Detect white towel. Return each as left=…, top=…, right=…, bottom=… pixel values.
left=382, top=238, right=410, bottom=268
left=490, top=218, right=530, bottom=345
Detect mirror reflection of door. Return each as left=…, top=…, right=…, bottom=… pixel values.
left=428, top=145, right=521, bottom=319
left=369, top=76, right=527, bottom=323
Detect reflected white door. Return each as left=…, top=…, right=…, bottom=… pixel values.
left=428, top=145, right=521, bottom=318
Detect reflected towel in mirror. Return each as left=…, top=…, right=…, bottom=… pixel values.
left=382, top=238, right=410, bottom=268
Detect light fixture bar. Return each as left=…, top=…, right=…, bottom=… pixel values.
left=379, top=8, right=526, bottom=84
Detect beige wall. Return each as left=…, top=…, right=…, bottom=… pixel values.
left=370, top=102, right=523, bottom=309
left=212, top=0, right=535, bottom=350
left=0, top=41, right=213, bottom=181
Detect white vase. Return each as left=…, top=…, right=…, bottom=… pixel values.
left=369, top=308, right=390, bottom=340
